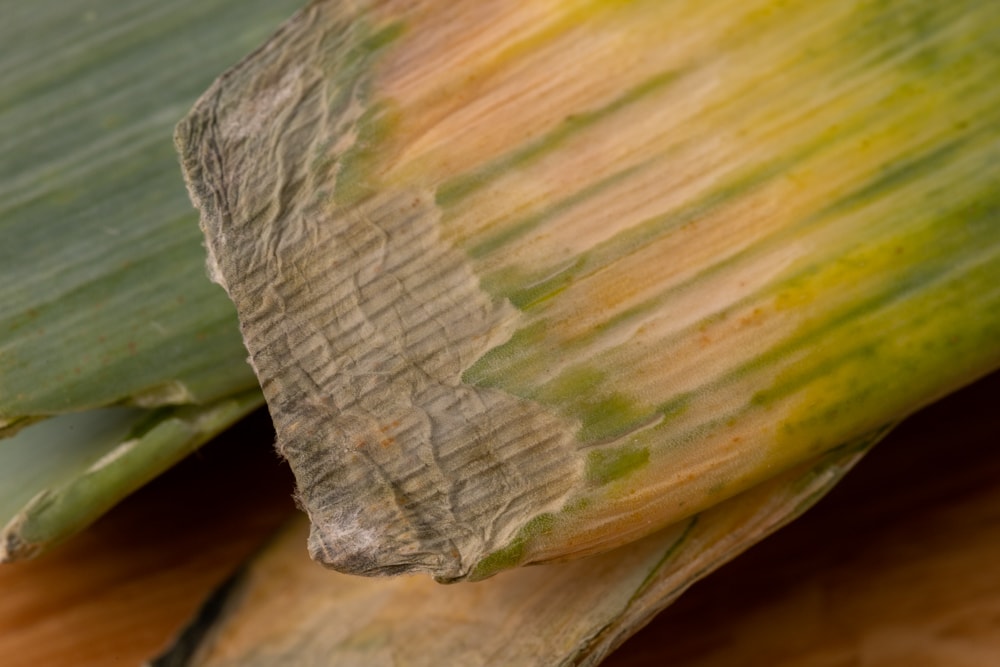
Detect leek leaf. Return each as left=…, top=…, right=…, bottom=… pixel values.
left=177, top=0, right=1000, bottom=581
left=0, top=392, right=262, bottom=562
left=0, top=0, right=304, bottom=423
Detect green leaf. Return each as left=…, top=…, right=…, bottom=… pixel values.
left=0, top=0, right=305, bottom=557
left=0, top=391, right=263, bottom=562
left=0, top=0, right=305, bottom=422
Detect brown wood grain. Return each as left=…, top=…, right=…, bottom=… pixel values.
left=0, top=372, right=996, bottom=667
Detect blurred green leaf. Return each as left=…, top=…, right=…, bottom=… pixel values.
left=0, top=391, right=262, bottom=562
left=0, top=0, right=304, bottom=557
left=0, top=0, right=304, bottom=422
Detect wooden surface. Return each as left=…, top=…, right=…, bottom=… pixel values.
left=0, top=372, right=997, bottom=666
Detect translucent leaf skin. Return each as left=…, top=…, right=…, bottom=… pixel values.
left=177, top=0, right=1000, bottom=581
left=0, top=0, right=305, bottom=420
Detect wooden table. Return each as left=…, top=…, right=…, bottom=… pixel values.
left=1, top=372, right=997, bottom=666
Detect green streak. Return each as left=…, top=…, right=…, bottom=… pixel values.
left=461, top=321, right=548, bottom=389
left=329, top=22, right=405, bottom=205
left=586, top=446, right=651, bottom=486
left=628, top=516, right=697, bottom=601
left=537, top=366, right=652, bottom=443
left=483, top=115, right=868, bottom=315
left=470, top=513, right=555, bottom=580
left=467, top=161, right=647, bottom=262
left=436, top=69, right=682, bottom=208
